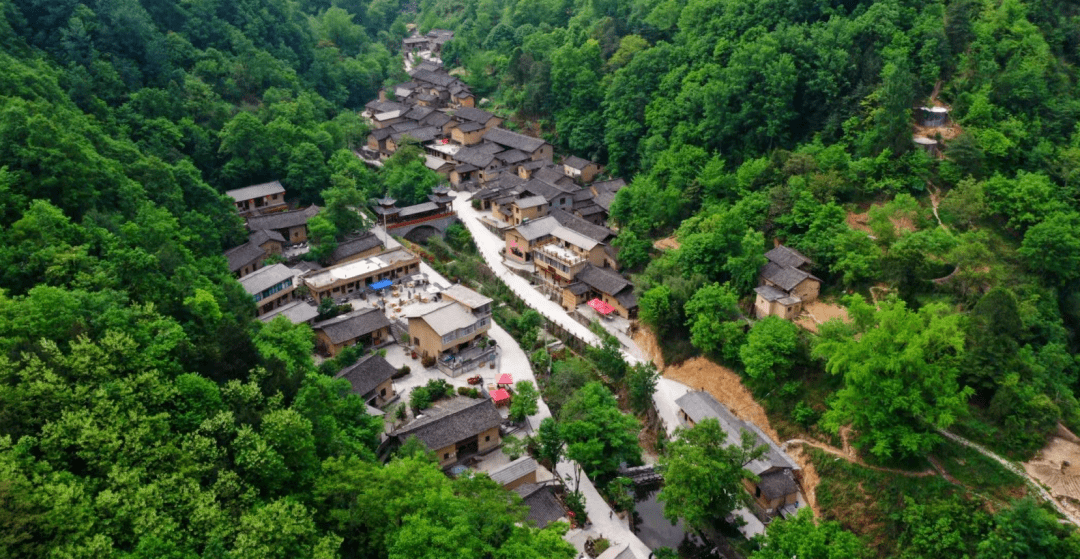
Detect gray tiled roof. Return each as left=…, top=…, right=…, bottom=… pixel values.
left=312, top=307, right=391, bottom=345
left=488, top=456, right=537, bottom=486
left=674, top=391, right=798, bottom=476
left=497, top=150, right=530, bottom=165
left=456, top=121, right=486, bottom=133
left=758, top=469, right=799, bottom=500
left=224, top=241, right=266, bottom=272
left=483, top=128, right=547, bottom=153
left=226, top=180, right=285, bottom=202
left=550, top=209, right=614, bottom=243
left=330, top=232, right=383, bottom=263
left=250, top=229, right=286, bottom=245
left=592, top=178, right=626, bottom=194
left=514, top=483, right=566, bottom=529
left=451, top=107, right=496, bottom=124
left=398, top=201, right=440, bottom=217
left=534, top=166, right=574, bottom=187
left=522, top=179, right=571, bottom=203
left=454, top=147, right=497, bottom=168
left=246, top=205, right=321, bottom=232
left=563, top=156, right=593, bottom=170
left=392, top=396, right=502, bottom=451
left=392, top=126, right=440, bottom=143
left=594, top=191, right=616, bottom=211
left=575, top=265, right=633, bottom=303
left=514, top=195, right=548, bottom=209
left=760, top=262, right=812, bottom=292
left=404, top=106, right=435, bottom=121
left=239, top=263, right=297, bottom=295
left=765, top=245, right=813, bottom=269
left=334, top=354, right=397, bottom=398
left=409, top=68, right=456, bottom=87
left=402, top=301, right=478, bottom=336
left=390, top=120, right=421, bottom=133
left=259, top=301, right=319, bottom=324
left=424, top=112, right=452, bottom=128
left=512, top=216, right=558, bottom=241
left=441, top=284, right=492, bottom=310
left=754, top=284, right=790, bottom=302
left=474, top=142, right=505, bottom=154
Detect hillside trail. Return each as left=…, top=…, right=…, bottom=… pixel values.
left=939, top=428, right=1080, bottom=527
left=781, top=427, right=938, bottom=478
left=926, top=181, right=948, bottom=231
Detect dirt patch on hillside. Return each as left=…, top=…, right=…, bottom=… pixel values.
left=653, top=236, right=680, bottom=251
left=846, top=210, right=874, bottom=235
left=845, top=205, right=917, bottom=237
left=632, top=328, right=665, bottom=369
left=785, top=444, right=823, bottom=516
left=662, top=358, right=780, bottom=446
left=795, top=300, right=851, bottom=333
left=1025, top=428, right=1080, bottom=519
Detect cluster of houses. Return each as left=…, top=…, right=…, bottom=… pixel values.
left=360, top=59, right=639, bottom=325
left=753, top=245, right=822, bottom=320
left=402, top=28, right=454, bottom=58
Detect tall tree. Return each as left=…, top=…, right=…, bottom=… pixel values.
left=814, top=295, right=973, bottom=459
left=658, top=418, right=766, bottom=530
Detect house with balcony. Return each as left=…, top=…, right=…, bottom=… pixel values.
left=239, top=263, right=302, bottom=316
left=531, top=226, right=613, bottom=295
left=226, top=181, right=287, bottom=216
left=505, top=216, right=558, bottom=265
left=403, top=287, right=494, bottom=375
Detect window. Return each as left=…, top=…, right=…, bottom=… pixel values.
left=484, top=435, right=490, bottom=442
left=444, top=453, right=450, bottom=460
left=380, top=388, right=387, bottom=397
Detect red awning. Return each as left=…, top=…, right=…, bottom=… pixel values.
left=497, top=373, right=513, bottom=385
left=588, top=298, right=615, bottom=315
left=491, top=388, right=510, bottom=402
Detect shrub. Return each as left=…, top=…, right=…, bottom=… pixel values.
left=422, top=355, right=436, bottom=368
left=410, top=387, right=431, bottom=413
left=398, top=365, right=410, bottom=375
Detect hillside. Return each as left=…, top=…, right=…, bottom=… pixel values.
left=414, top=0, right=1080, bottom=555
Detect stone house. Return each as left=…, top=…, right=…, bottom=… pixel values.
left=335, top=354, right=398, bottom=407
left=562, top=156, right=599, bottom=184
left=390, top=396, right=502, bottom=467
left=245, top=205, right=321, bottom=245
left=482, top=128, right=553, bottom=162
left=562, top=264, right=638, bottom=319
left=754, top=245, right=821, bottom=320
left=226, top=181, right=287, bottom=216
left=312, top=307, right=392, bottom=357
left=505, top=216, right=558, bottom=265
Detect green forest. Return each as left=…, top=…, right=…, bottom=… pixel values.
left=418, top=0, right=1080, bottom=555
left=0, top=0, right=575, bottom=557
left=2, top=0, right=1080, bottom=556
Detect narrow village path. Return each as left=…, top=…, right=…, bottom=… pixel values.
left=938, top=429, right=1080, bottom=526
left=450, top=192, right=769, bottom=539
left=378, top=221, right=654, bottom=555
